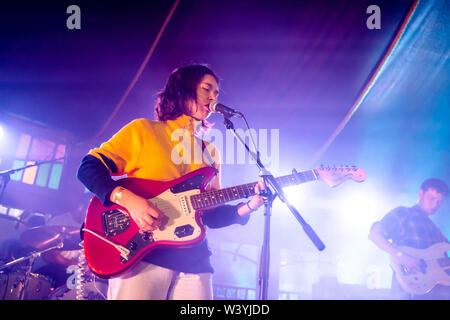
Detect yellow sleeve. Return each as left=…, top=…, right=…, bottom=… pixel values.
left=88, top=118, right=146, bottom=176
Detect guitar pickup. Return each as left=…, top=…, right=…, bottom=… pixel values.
left=174, top=224, right=194, bottom=238
left=178, top=195, right=190, bottom=215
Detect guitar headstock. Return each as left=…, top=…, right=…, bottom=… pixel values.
left=315, top=165, right=367, bottom=188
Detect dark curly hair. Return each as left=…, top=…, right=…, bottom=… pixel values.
left=420, top=178, right=449, bottom=197
left=155, top=64, right=219, bottom=121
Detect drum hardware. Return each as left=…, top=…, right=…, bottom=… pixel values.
left=1, top=224, right=86, bottom=299
left=0, top=241, right=63, bottom=299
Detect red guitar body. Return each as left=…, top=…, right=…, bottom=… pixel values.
left=83, top=166, right=217, bottom=279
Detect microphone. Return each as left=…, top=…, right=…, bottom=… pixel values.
left=209, top=100, right=243, bottom=118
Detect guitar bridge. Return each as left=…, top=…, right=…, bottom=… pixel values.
left=120, top=231, right=155, bottom=263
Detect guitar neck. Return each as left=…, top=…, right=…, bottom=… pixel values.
left=190, top=169, right=318, bottom=210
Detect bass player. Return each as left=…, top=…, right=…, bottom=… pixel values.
left=369, top=178, right=449, bottom=299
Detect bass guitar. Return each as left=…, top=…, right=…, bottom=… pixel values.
left=83, top=165, right=366, bottom=278
left=390, top=242, right=450, bottom=295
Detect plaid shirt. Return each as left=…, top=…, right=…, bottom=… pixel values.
left=376, top=205, right=449, bottom=299
left=377, top=205, right=447, bottom=249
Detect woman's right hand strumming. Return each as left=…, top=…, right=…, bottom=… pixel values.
left=110, top=186, right=165, bottom=232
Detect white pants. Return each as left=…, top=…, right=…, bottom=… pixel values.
left=107, top=261, right=213, bottom=300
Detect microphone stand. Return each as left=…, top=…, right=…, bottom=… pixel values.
left=0, top=157, right=65, bottom=203
left=222, top=115, right=325, bottom=300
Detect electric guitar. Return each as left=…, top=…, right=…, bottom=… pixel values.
left=390, top=242, right=450, bottom=295
left=83, top=165, right=366, bottom=278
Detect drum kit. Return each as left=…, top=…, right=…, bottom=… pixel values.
left=0, top=221, right=107, bottom=300
left=0, top=161, right=107, bottom=300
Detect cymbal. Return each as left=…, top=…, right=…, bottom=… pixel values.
left=21, top=225, right=81, bottom=251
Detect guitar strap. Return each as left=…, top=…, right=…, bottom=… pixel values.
left=201, top=139, right=218, bottom=176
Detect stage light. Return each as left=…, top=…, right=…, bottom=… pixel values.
left=0, top=124, right=8, bottom=160
left=283, top=185, right=309, bottom=208
left=335, top=188, right=389, bottom=233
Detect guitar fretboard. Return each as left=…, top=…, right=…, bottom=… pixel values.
left=190, top=169, right=318, bottom=210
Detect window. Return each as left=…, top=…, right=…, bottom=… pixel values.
left=10, top=133, right=65, bottom=190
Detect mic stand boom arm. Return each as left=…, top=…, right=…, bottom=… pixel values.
left=222, top=116, right=325, bottom=300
